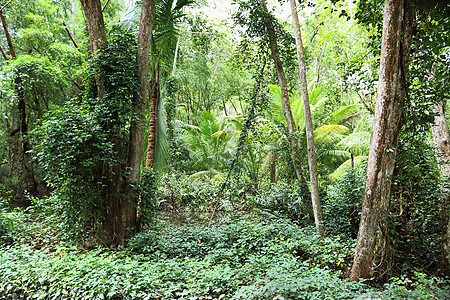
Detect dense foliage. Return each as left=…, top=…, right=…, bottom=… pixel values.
left=0, top=0, right=449, bottom=297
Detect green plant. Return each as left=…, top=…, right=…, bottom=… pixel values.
left=323, top=167, right=366, bottom=238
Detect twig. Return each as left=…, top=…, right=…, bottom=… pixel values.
left=0, top=8, right=16, bottom=59
left=0, top=44, right=8, bottom=60
left=59, top=13, right=79, bottom=49
left=102, top=0, right=111, bottom=12
left=0, top=0, right=13, bottom=11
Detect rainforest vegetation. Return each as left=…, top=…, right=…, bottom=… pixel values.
left=0, top=0, right=449, bottom=298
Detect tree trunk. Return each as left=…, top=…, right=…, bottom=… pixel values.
left=125, top=0, right=156, bottom=236
left=1, top=9, right=37, bottom=194
left=290, top=0, right=324, bottom=237
left=270, top=153, right=276, bottom=184
left=349, top=0, right=405, bottom=281
left=16, top=76, right=37, bottom=195
left=260, top=0, right=314, bottom=225
left=431, top=102, right=450, bottom=267
left=79, top=0, right=107, bottom=98
left=0, top=9, right=16, bottom=59
left=146, top=76, right=159, bottom=168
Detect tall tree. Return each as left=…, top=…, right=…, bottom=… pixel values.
left=289, top=0, right=324, bottom=237
left=350, top=0, right=409, bottom=281
left=259, top=0, right=314, bottom=225
left=431, top=102, right=450, bottom=266
left=79, top=0, right=107, bottom=98
left=1, top=2, right=38, bottom=194
left=79, top=0, right=156, bottom=244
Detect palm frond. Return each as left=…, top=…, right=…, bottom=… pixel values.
left=325, top=104, right=362, bottom=125
left=153, top=95, right=169, bottom=172
left=314, top=124, right=349, bottom=145
left=337, top=131, right=371, bottom=156
left=330, top=156, right=368, bottom=180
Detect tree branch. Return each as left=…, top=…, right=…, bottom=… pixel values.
left=0, top=44, right=8, bottom=60
left=0, top=0, right=13, bottom=11
left=59, top=13, right=79, bottom=49
left=102, top=0, right=111, bottom=12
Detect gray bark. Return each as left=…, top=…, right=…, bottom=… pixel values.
left=125, top=0, right=156, bottom=234
left=431, top=102, right=450, bottom=267
left=290, top=0, right=324, bottom=237
left=350, top=0, right=405, bottom=281
left=260, top=0, right=314, bottom=225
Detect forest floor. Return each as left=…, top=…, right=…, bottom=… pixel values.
left=0, top=195, right=449, bottom=299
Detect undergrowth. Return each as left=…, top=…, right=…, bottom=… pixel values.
left=1, top=211, right=449, bottom=299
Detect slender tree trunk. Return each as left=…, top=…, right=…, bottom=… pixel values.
left=79, top=0, right=107, bottom=98
left=1, top=6, right=37, bottom=194
left=270, top=153, right=276, bottom=184
left=431, top=102, right=450, bottom=267
left=125, top=0, right=156, bottom=236
left=350, top=0, right=405, bottom=281
left=313, top=42, right=326, bottom=90
left=260, top=0, right=314, bottom=225
left=0, top=9, right=16, bottom=59
left=290, top=0, right=324, bottom=237
left=146, top=76, right=159, bottom=168
left=16, top=77, right=37, bottom=195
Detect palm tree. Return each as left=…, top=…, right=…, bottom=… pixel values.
left=174, top=111, right=240, bottom=174
left=268, top=85, right=369, bottom=178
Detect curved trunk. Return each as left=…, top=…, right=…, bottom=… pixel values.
left=260, top=0, right=314, bottom=225
left=290, top=0, right=324, bottom=237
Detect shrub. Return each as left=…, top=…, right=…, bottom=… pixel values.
left=323, top=167, right=366, bottom=238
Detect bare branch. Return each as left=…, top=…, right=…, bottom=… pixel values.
left=0, top=0, right=13, bottom=11
left=102, top=0, right=111, bottom=12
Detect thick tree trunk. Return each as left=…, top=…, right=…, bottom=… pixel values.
left=79, top=0, right=107, bottom=98
left=260, top=0, right=314, bottom=225
left=349, top=0, right=405, bottom=281
left=125, top=0, right=156, bottom=235
left=432, top=103, right=450, bottom=180
left=79, top=0, right=107, bottom=54
left=431, top=102, right=450, bottom=267
left=290, top=0, right=324, bottom=237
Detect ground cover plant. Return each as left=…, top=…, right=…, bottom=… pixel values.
left=1, top=208, right=449, bottom=299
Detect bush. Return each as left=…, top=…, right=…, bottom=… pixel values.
left=323, top=167, right=366, bottom=238
left=249, top=182, right=308, bottom=224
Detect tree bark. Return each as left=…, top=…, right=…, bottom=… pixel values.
left=290, top=0, right=324, bottom=237
left=431, top=102, right=450, bottom=267
left=0, top=9, right=16, bottom=59
left=79, top=0, right=107, bottom=98
left=350, top=0, right=405, bottom=281
left=125, top=0, right=156, bottom=235
left=260, top=0, right=314, bottom=225
left=16, top=76, right=38, bottom=195
left=146, top=76, right=159, bottom=168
